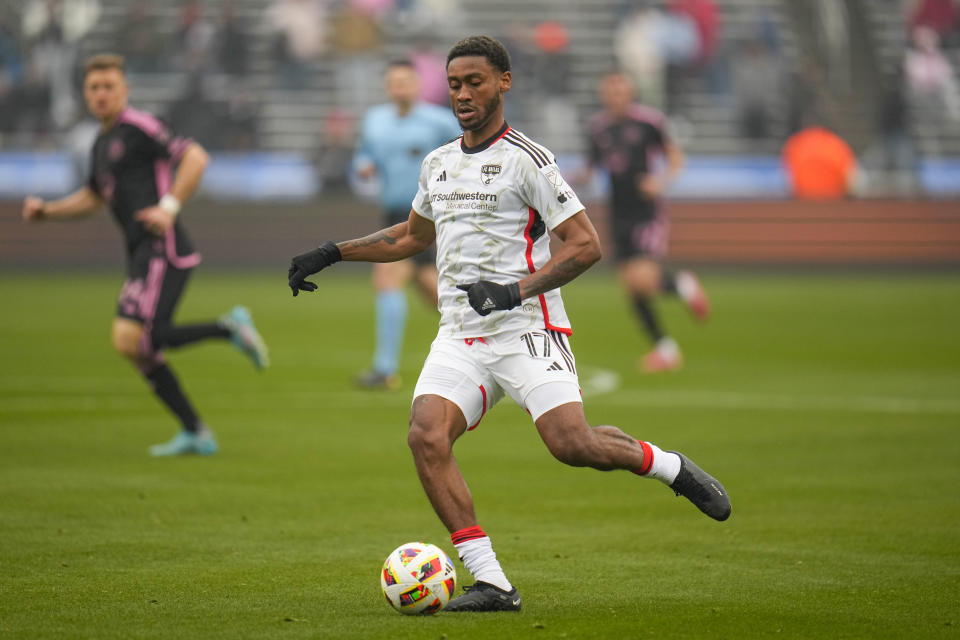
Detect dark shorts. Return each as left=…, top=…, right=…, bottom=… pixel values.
left=116, top=240, right=193, bottom=328
left=610, top=203, right=670, bottom=263
left=384, top=208, right=435, bottom=268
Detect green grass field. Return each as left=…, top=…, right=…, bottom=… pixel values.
left=1, top=270, right=958, bottom=639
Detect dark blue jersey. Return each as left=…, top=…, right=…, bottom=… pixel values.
left=87, top=106, right=199, bottom=265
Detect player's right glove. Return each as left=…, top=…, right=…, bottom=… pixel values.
left=288, top=241, right=342, bottom=296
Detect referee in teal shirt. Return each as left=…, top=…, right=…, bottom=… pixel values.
left=353, top=60, right=462, bottom=389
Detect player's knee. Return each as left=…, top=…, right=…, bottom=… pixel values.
left=407, top=419, right=451, bottom=462
left=111, top=322, right=144, bottom=360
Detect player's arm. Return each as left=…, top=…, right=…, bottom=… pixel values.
left=353, top=113, right=377, bottom=180
left=22, top=186, right=103, bottom=222
left=518, top=211, right=601, bottom=298
left=457, top=211, right=601, bottom=316
left=340, top=211, right=435, bottom=262
left=640, top=139, right=685, bottom=199
left=287, top=210, right=436, bottom=297
left=136, top=142, right=210, bottom=235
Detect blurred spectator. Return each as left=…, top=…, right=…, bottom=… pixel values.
left=116, top=1, right=166, bottom=73
left=222, top=89, right=260, bottom=150
left=352, top=0, right=394, bottom=19
left=393, top=0, right=464, bottom=32
left=22, top=0, right=100, bottom=44
left=907, top=0, right=959, bottom=47
left=782, top=124, right=858, bottom=200
left=217, top=2, right=249, bottom=77
left=669, top=0, right=718, bottom=64
left=615, top=2, right=667, bottom=109
left=530, top=21, right=579, bottom=152
left=22, top=0, right=101, bottom=129
left=167, top=72, right=225, bottom=149
left=497, top=23, right=535, bottom=123
left=63, top=114, right=99, bottom=187
left=786, top=56, right=831, bottom=135
left=904, top=26, right=960, bottom=153
left=863, top=67, right=918, bottom=195
left=177, top=1, right=218, bottom=73
left=313, top=107, right=355, bottom=193
left=268, top=0, right=328, bottom=89
left=0, top=12, right=23, bottom=137
left=410, top=36, right=447, bottom=106
left=731, top=38, right=779, bottom=140
left=330, top=2, right=383, bottom=109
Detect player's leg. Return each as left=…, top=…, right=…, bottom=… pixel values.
left=114, top=261, right=216, bottom=455
left=409, top=341, right=520, bottom=611
left=357, top=259, right=412, bottom=389
left=146, top=268, right=269, bottom=369
left=620, top=256, right=682, bottom=372
left=532, top=399, right=730, bottom=521
left=635, top=213, right=710, bottom=321
left=112, top=317, right=216, bottom=455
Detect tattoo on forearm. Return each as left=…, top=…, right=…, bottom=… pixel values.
left=525, top=256, right=589, bottom=296
left=345, top=224, right=403, bottom=250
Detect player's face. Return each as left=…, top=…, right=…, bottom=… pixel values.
left=84, top=68, right=128, bottom=123
left=385, top=65, right=420, bottom=108
left=600, top=74, right=633, bottom=115
left=446, top=56, right=511, bottom=133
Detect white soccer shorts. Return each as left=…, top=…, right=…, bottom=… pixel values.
left=413, top=329, right=582, bottom=428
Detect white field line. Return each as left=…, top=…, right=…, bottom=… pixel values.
left=2, top=373, right=959, bottom=416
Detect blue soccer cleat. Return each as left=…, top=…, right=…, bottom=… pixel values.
left=149, top=428, right=219, bottom=457
left=220, top=305, right=269, bottom=370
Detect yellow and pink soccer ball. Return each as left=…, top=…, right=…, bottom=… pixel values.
left=380, top=542, right=457, bottom=615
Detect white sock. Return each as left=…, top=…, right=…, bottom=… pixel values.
left=454, top=535, right=512, bottom=592
left=638, top=441, right=681, bottom=485
left=655, top=337, right=680, bottom=359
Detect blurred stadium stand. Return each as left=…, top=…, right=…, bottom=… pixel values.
left=1, top=0, right=958, bottom=267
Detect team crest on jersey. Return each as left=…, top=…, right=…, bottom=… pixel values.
left=480, top=163, right=502, bottom=185
left=108, top=139, right=125, bottom=161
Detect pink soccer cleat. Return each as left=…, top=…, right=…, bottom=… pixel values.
left=640, top=338, right=683, bottom=373
left=676, top=270, right=710, bottom=322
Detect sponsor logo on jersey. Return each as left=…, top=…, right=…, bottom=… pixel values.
left=480, top=163, right=502, bottom=185
left=435, top=170, right=447, bottom=182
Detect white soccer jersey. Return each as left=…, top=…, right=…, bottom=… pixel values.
left=412, top=124, right=586, bottom=338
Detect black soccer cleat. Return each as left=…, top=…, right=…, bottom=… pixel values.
left=444, top=581, right=522, bottom=612
left=668, top=451, right=731, bottom=521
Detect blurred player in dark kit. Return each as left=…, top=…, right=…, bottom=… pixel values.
left=585, top=71, right=710, bottom=373
left=22, top=54, right=268, bottom=456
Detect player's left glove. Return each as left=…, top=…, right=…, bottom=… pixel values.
left=288, top=241, right=342, bottom=296
left=457, top=281, right=522, bottom=316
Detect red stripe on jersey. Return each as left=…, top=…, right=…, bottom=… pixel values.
left=451, top=525, right=487, bottom=545
left=524, top=207, right=573, bottom=336
left=467, top=385, right=487, bottom=431
left=492, top=125, right=511, bottom=146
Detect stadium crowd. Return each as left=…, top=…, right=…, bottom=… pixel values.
left=1, top=0, right=958, bottom=198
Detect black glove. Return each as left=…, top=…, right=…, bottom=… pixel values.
left=288, top=241, right=342, bottom=296
left=456, top=281, right=522, bottom=316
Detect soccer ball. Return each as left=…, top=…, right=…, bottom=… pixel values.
left=381, top=542, right=457, bottom=615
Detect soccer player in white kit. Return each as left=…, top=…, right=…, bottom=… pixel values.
left=288, top=36, right=731, bottom=612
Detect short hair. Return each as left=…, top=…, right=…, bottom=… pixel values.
left=84, top=54, right=125, bottom=76
left=387, top=59, right=415, bottom=70
left=446, top=36, right=511, bottom=73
